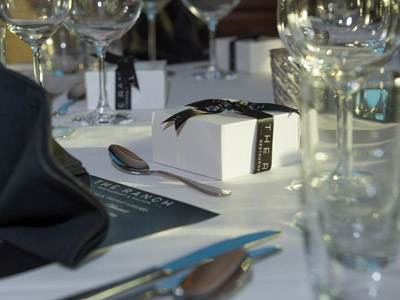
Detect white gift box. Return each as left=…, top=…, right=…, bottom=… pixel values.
left=152, top=105, right=299, bottom=180
left=85, top=60, right=167, bottom=110
left=216, top=37, right=284, bottom=74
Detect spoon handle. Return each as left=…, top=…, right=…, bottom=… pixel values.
left=52, top=98, right=75, bottom=116
left=152, top=170, right=231, bottom=197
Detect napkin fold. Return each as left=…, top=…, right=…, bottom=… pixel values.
left=0, top=64, right=109, bottom=277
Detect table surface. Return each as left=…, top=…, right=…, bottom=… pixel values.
left=0, top=53, right=314, bottom=300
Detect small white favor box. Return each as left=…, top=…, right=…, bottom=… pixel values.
left=216, top=37, right=283, bottom=74
left=152, top=106, right=299, bottom=180
left=85, top=60, right=167, bottom=110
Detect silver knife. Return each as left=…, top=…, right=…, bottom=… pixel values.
left=64, top=230, right=280, bottom=300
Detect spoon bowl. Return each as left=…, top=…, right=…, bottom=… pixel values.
left=108, top=144, right=231, bottom=197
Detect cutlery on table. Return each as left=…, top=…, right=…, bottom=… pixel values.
left=63, top=230, right=280, bottom=300
left=108, top=144, right=231, bottom=197
left=52, top=81, right=85, bottom=116
left=128, top=246, right=281, bottom=300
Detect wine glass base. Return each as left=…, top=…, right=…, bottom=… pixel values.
left=192, top=69, right=237, bottom=80
left=72, top=111, right=133, bottom=126
left=52, top=126, right=76, bottom=139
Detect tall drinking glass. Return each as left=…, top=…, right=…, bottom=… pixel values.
left=142, top=0, right=170, bottom=61
left=181, top=0, right=240, bottom=80
left=64, top=0, right=142, bottom=126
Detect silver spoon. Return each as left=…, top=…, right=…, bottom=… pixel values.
left=127, top=246, right=281, bottom=300
left=52, top=81, right=85, bottom=116
left=108, top=144, right=231, bottom=197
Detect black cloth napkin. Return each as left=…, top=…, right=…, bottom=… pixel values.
left=0, top=64, right=109, bottom=277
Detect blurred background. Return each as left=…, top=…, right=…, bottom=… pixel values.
left=1, top=0, right=278, bottom=64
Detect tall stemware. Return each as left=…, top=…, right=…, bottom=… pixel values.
left=142, top=0, right=170, bottom=61
left=283, top=0, right=400, bottom=183
left=0, top=0, right=74, bottom=138
left=64, top=0, right=142, bottom=126
left=181, top=0, right=241, bottom=80
left=0, top=0, right=70, bottom=86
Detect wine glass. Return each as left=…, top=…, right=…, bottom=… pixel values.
left=142, top=0, right=170, bottom=61
left=0, top=0, right=76, bottom=138
left=64, top=0, right=143, bottom=126
left=283, top=0, right=400, bottom=182
left=181, top=0, right=241, bottom=80
left=277, top=0, right=400, bottom=229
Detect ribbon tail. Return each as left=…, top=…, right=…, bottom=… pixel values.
left=161, top=108, right=203, bottom=131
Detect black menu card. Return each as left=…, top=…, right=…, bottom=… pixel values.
left=90, top=176, right=219, bottom=247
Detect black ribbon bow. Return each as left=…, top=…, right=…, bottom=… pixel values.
left=229, top=32, right=269, bottom=71
left=115, top=56, right=139, bottom=110
left=162, top=99, right=299, bottom=174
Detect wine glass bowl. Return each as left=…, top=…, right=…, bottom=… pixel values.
left=284, top=0, right=400, bottom=76
left=64, top=0, right=143, bottom=126
left=181, top=0, right=241, bottom=80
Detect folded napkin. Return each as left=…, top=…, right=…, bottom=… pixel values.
left=0, top=64, right=109, bottom=277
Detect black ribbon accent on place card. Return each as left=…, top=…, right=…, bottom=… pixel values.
left=229, top=32, right=269, bottom=72
left=162, top=99, right=299, bottom=174
left=115, top=56, right=140, bottom=110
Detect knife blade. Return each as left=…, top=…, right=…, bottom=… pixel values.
left=64, top=230, right=280, bottom=300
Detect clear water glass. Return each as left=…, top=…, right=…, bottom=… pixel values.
left=64, top=0, right=143, bottom=126
left=181, top=0, right=241, bottom=80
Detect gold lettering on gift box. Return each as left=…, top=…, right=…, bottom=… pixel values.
left=255, top=118, right=274, bottom=173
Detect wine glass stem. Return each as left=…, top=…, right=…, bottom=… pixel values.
left=147, top=13, right=157, bottom=61
left=96, top=46, right=110, bottom=113
left=335, top=87, right=354, bottom=179
left=32, top=46, right=43, bottom=87
left=207, top=22, right=218, bottom=73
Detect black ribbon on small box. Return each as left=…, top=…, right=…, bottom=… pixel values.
left=229, top=32, right=269, bottom=71
left=115, top=56, right=140, bottom=110
left=162, top=99, right=299, bottom=174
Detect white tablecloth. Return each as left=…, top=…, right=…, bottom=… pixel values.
left=0, top=58, right=313, bottom=299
